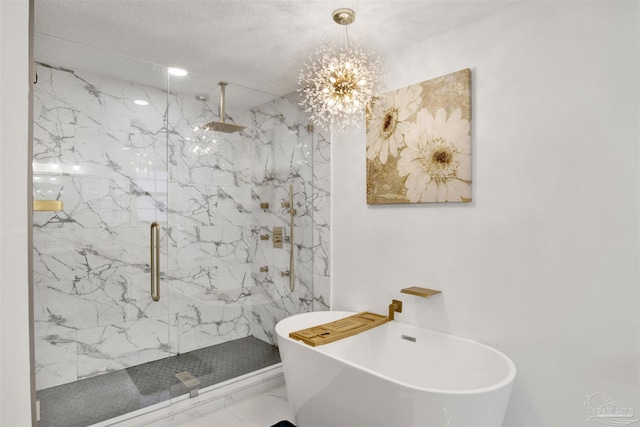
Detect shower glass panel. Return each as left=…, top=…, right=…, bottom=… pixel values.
left=165, top=73, right=263, bottom=364
left=32, top=33, right=318, bottom=426
left=165, top=71, right=312, bottom=389
left=33, top=34, right=175, bottom=421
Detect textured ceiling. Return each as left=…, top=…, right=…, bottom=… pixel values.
left=34, top=0, right=520, bottom=107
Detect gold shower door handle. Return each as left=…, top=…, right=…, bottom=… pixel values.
left=150, top=222, right=160, bottom=302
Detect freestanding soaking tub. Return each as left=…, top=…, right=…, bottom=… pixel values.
left=276, top=311, right=516, bottom=427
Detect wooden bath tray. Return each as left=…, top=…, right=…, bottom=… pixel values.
left=289, top=312, right=388, bottom=347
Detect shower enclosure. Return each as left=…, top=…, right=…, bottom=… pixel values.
left=32, top=34, right=330, bottom=426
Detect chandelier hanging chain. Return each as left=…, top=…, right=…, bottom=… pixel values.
left=344, top=23, right=351, bottom=50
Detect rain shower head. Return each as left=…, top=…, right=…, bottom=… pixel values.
left=203, top=121, right=246, bottom=133
left=202, top=82, right=246, bottom=133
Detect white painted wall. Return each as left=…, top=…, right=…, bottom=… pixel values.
left=0, top=0, right=35, bottom=426
left=331, top=1, right=639, bottom=425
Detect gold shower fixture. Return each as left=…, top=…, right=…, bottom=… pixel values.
left=202, top=82, right=246, bottom=133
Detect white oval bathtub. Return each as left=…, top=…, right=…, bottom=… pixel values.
left=276, top=311, right=516, bottom=427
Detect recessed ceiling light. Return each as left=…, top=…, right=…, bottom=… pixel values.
left=134, top=99, right=149, bottom=106
left=168, top=67, right=187, bottom=76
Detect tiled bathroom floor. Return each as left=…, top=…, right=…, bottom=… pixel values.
left=36, top=336, right=281, bottom=427
left=151, top=383, right=294, bottom=427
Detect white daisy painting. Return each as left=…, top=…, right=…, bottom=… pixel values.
left=366, top=69, right=472, bottom=204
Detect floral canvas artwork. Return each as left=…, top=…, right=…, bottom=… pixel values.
left=366, top=68, right=472, bottom=204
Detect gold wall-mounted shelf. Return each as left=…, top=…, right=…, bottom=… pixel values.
left=401, top=286, right=442, bottom=298
left=33, top=200, right=63, bottom=212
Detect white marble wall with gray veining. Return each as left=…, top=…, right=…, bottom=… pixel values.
left=32, top=64, right=330, bottom=391
left=166, top=91, right=254, bottom=356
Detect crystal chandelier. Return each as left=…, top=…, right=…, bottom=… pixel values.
left=298, top=8, right=383, bottom=132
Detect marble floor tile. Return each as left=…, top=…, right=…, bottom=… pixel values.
left=226, top=384, right=293, bottom=427
left=175, top=384, right=293, bottom=427
left=175, top=407, right=247, bottom=427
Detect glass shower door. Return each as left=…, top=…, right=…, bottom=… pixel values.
left=32, top=34, right=175, bottom=424
left=32, top=33, right=314, bottom=426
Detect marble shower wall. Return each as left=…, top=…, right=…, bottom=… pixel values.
left=250, top=95, right=330, bottom=345
left=32, top=63, right=330, bottom=391
left=166, top=87, right=255, bottom=357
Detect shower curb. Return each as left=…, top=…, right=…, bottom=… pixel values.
left=93, top=364, right=284, bottom=427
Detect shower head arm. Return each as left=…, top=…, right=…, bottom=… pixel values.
left=219, top=82, right=227, bottom=123
left=200, top=82, right=245, bottom=133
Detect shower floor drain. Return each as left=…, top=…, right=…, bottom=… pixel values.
left=175, top=371, right=201, bottom=388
